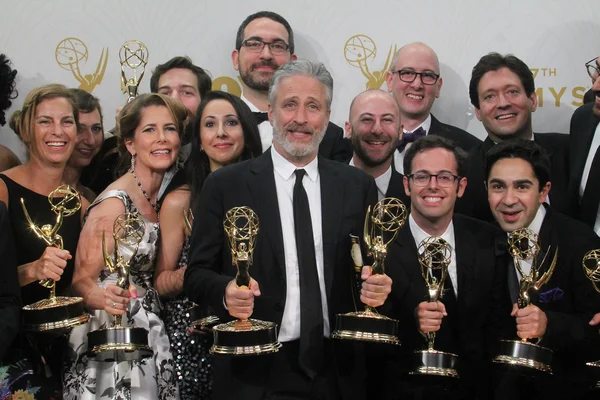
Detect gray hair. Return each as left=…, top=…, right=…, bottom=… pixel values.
left=268, top=59, right=333, bottom=110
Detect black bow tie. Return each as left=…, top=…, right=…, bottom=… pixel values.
left=397, top=127, right=426, bottom=152
left=252, top=111, right=269, bottom=125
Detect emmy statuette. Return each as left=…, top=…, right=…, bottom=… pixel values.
left=332, top=197, right=407, bottom=344
left=210, top=206, right=282, bottom=355
left=582, top=250, right=600, bottom=380
left=86, top=213, right=153, bottom=362
left=119, top=40, right=149, bottom=103
left=21, top=185, right=90, bottom=332
left=410, top=237, right=459, bottom=378
left=493, top=228, right=557, bottom=374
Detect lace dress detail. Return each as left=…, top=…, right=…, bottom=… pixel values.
left=63, top=190, right=179, bottom=400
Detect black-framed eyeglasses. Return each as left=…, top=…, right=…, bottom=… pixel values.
left=585, top=57, right=600, bottom=80
left=391, top=69, right=440, bottom=85
left=409, top=172, right=460, bottom=187
left=242, top=39, right=290, bottom=55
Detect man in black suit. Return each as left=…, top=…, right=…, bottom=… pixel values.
left=0, top=200, right=20, bottom=360
left=384, top=42, right=481, bottom=175
left=184, top=60, right=390, bottom=400
left=456, top=53, right=571, bottom=222
left=486, top=140, right=600, bottom=399
left=568, top=55, right=600, bottom=233
left=232, top=11, right=351, bottom=161
left=382, top=135, right=509, bottom=399
left=345, top=89, right=410, bottom=205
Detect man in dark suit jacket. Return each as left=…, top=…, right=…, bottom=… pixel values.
left=0, top=200, right=20, bottom=360
left=184, top=60, right=388, bottom=400
left=456, top=52, right=571, bottom=222
left=344, top=89, right=410, bottom=206
left=485, top=140, right=600, bottom=399
left=568, top=58, right=600, bottom=230
left=385, top=42, right=481, bottom=175
left=380, top=135, right=509, bottom=399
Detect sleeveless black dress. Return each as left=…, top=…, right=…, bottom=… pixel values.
left=0, top=174, right=81, bottom=399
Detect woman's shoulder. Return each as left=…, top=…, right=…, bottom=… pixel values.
left=162, top=186, right=190, bottom=211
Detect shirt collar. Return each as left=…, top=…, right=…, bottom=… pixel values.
left=240, top=93, right=260, bottom=113
left=405, top=114, right=432, bottom=134
left=271, top=145, right=319, bottom=182
left=527, top=204, right=546, bottom=236
left=409, top=213, right=455, bottom=251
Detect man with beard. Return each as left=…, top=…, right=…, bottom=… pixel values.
left=184, top=60, right=388, bottom=400
left=345, top=89, right=409, bottom=205
left=456, top=53, right=571, bottom=222
left=385, top=43, right=480, bottom=175
left=232, top=11, right=351, bottom=161
left=569, top=55, right=600, bottom=233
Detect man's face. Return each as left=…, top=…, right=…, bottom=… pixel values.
left=232, top=17, right=296, bottom=92
left=487, top=157, right=550, bottom=232
left=345, top=92, right=401, bottom=167
left=385, top=45, right=442, bottom=121
left=268, top=75, right=330, bottom=161
left=590, top=56, right=600, bottom=117
left=403, top=147, right=466, bottom=226
left=474, top=67, right=537, bottom=141
left=157, top=68, right=201, bottom=117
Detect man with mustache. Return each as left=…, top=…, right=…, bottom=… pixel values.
left=232, top=11, right=351, bottom=161
left=345, top=89, right=409, bottom=204
left=456, top=53, right=571, bottom=222
left=485, top=140, right=600, bottom=399
left=185, top=60, right=388, bottom=399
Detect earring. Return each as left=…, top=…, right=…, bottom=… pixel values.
left=130, top=154, right=136, bottom=171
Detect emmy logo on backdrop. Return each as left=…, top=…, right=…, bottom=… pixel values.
left=493, top=228, right=558, bottom=374
left=119, top=40, right=149, bottom=102
left=210, top=206, right=282, bottom=355
left=332, top=197, right=407, bottom=344
left=344, top=34, right=397, bottom=89
left=55, top=37, right=108, bottom=92
left=86, top=213, right=153, bottom=362
left=21, top=185, right=90, bottom=332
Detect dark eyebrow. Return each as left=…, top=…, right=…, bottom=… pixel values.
left=514, top=179, right=534, bottom=186
left=488, top=178, right=505, bottom=185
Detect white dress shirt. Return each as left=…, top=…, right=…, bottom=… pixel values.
left=509, top=205, right=546, bottom=278
left=408, top=214, right=458, bottom=297
left=394, top=114, right=432, bottom=175
left=349, top=158, right=392, bottom=201
left=271, top=146, right=330, bottom=341
left=241, top=94, right=273, bottom=152
left=579, top=123, right=600, bottom=235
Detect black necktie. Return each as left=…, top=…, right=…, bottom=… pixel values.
left=252, top=111, right=269, bottom=125
left=397, top=127, right=426, bottom=152
left=293, top=169, right=324, bottom=379
left=579, top=145, right=600, bottom=227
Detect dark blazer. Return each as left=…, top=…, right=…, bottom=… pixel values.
left=0, top=200, right=21, bottom=360
left=382, top=214, right=510, bottom=399
left=430, top=114, right=482, bottom=152
left=568, top=102, right=600, bottom=226
left=386, top=166, right=411, bottom=208
left=184, top=149, right=377, bottom=400
left=319, top=122, right=353, bottom=162
left=456, top=134, right=571, bottom=222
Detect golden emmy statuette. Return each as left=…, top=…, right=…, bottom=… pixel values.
left=332, top=197, right=407, bottom=344
left=582, top=249, right=600, bottom=369
left=119, top=40, right=149, bottom=103
left=86, top=213, right=153, bottom=362
left=210, top=206, right=282, bottom=355
left=21, top=185, right=90, bottom=332
left=493, top=228, right=558, bottom=374
left=410, top=237, right=459, bottom=378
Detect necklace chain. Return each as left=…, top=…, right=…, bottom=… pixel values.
left=129, top=168, right=160, bottom=214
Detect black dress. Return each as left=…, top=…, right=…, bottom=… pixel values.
left=0, top=174, right=81, bottom=399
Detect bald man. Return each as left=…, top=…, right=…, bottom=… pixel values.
left=385, top=42, right=480, bottom=174
left=345, top=89, right=409, bottom=204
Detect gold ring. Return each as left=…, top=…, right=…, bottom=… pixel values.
left=113, top=302, right=117, bottom=308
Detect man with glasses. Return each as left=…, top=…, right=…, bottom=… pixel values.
left=232, top=11, right=351, bottom=161
left=456, top=52, right=571, bottom=222
left=382, top=135, right=510, bottom=399
left=569, top=55, right=600, bottom=233
left=385, top=42, right=481, bottom=174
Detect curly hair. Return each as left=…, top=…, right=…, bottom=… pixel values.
left=0, top=54, right=18, bottom=126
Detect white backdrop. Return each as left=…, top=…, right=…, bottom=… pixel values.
left=1, top=0, right=599, bottom=160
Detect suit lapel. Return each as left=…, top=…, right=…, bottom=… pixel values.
left=453, top=216, right=476, bottom=309
left=573, top=111, right=599, bottom=182
left=247, top=150, right=286, bottom=278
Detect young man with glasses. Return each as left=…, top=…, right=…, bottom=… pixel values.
left=385, top=42, right=480, bottom=174
left=456, top=52, right=571, bottom=223
left=382, top=135, right=510, bottom=399
left=232, top=11, right=351, bottom=161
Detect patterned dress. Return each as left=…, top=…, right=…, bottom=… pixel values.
left=161, top=237, right=213, bottom=399
left=63, top=190, right=179, bottom=400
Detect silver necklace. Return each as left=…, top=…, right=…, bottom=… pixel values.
left=129, top=168, right=160, bottom=214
